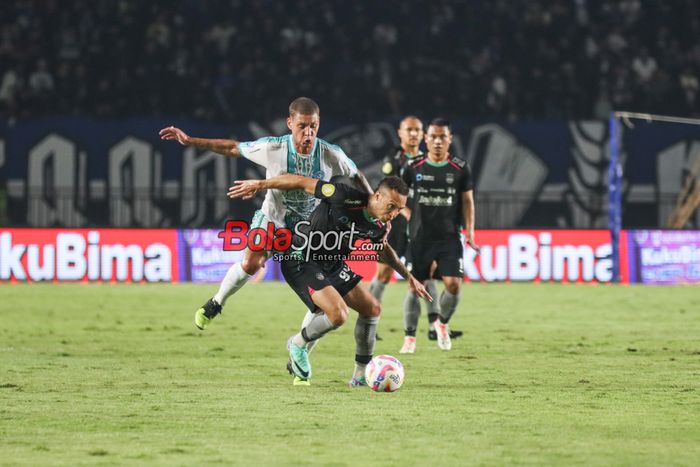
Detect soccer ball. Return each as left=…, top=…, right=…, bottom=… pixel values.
left=365, top=354, right=404, bottom=392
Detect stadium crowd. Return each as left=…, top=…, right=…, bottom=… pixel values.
left=1, top=0, right=699, bottom=122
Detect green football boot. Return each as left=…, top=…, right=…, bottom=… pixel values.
left=292, top=376, right=311, bottom=386
left=287, top=337, right=312, bottom=380
left=194, top=298, right=222, bottom=330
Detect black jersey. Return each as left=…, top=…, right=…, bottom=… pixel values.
left=402, top=155, right=474, bottom=243
left=381, top=147, right=423, bottom=178
left=290, top=180, right=388, bottom=262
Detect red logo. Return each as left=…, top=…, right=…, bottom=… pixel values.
left=217, top=221, right=292, bottom=252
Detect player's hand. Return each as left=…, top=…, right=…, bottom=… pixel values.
left=408, top=276, right=433, bottom=302
left=227, top=180, right=263, bottom=200
left=465, top=233, right=480, bottom=254
left=159, top=126, right=190, bottom=145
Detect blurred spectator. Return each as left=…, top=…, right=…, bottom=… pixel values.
left=28, top=59, right=54, bottom=94
left=1, top=0, right=699, bottom=122
left=632, top=49, right=658, bottom=84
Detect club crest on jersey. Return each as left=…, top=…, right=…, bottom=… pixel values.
left=416, top=173, right=423, bottom=181
left=321, top=183, right=336, bottom=197
left=446, top=173, right=454, bottom=184
left=382, top=162, right=393, bottom=174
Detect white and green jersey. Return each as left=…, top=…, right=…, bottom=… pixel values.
left=239, top=135, right=358, bottom=228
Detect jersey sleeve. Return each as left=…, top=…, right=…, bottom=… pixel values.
left=381, top=150, right=398, bottom=176
left=402, top=163, right=414, bottom=188
left=325, top=144, right=359, bottom=177
left=459, top=163, right=474, bottom=192
left=314, top=180, right=367, bottom=206
left=238, top=137, right=278, bottom=169
left=381, top=157, right=395, bottom=176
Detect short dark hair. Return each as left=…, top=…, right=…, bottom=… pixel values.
left=289, top=97, right=320, bottom=117
left=376, top=176, right=409, bottom=196
left=428, top=117, right=451, bottom=130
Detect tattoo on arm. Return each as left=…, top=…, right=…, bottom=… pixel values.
left=379, top=245, right=411, bottom=279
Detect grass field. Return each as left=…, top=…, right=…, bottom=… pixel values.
left=1, top=282, right=699, bottom=466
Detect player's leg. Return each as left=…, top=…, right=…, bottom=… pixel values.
left=400, top=291, right=420, bottom=353
left=425, top=263, right=464, bottom=341
left=369, top=263, right=393, bottom=303
left=282, top=260, right=349, bottom=382
left=194, top=247, right=268, bottom=330
left=194, top=210, right=270, bottom=330
left=433, top=275, right=461, bottom=351
left=432, top=238, right=465, bottom=351
left=300, top=309, right=321, bottom=353
left=342, top=280, right=381, bottom=387
left=370, top=215, right=407, bottom=340
left=400, top=243, right=432, bottom=353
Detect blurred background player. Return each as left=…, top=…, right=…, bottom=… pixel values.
left=159, top=97, right=370, bottom=330
left=401, top=118, right=480, bottom=352
left=368, top=115, right=463, bottom=346
left=228, top=174, right=430, bottom=386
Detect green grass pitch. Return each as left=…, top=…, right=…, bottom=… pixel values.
left=1, top=282, right=699, bottom=466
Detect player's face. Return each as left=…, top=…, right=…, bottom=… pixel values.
left=370, top=188, right=407, bottom=223
left=288, top=113, right=320, bottom=154
left=425, top=125, right=452, bottom=158
left=398, top=118, right=423, bottom=150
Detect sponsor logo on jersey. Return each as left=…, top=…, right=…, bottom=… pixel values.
left=418, top=195, right=453, bottom=206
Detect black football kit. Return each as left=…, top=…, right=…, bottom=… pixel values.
left=280, top=180, right=388, bottom=311
left=380, top=147, right=422, bottom=257
left=402, top=155, right=474, bottom=282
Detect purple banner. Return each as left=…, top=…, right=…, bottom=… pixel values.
left=177, top=229, right=283, bottom=283
left=628, top=230, right=700, bottom=284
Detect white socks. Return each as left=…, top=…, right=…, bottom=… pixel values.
left=213, top=263, right=253, bottom=306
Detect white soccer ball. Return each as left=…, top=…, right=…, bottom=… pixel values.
left=365, top=354, right=404, bottom=392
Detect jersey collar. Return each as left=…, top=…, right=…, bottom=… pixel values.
left=288, top=134, right=319, bottom=158
left=426, top=157, right=449, bottom=167
left=404, top=149, right=423, bottom=159
left=362, top=208, right=378, bottom=224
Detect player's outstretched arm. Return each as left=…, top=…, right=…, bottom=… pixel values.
left=378, top=245, right=432, bottom=302
left=462, top=190, right=480, bottom=253
left=227, top=174, right=317, bottom=200
left=158, top=126, right=242, bottom=157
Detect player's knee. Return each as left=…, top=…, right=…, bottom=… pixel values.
left=377, top=267, right=392, bottom=283
left=327, top=303, right=348, bottom=327
left=370, top=300, right=381, bottom=318
left=445, top=282, right=461, bottom=295
left=241, top=255, right=266, bottom=275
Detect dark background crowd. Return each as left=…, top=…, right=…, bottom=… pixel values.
left=1, top=0, right=699, bottom=123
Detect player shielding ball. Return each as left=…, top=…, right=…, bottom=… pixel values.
left=228, top=175, right=431, bottom=386
left=401, top=118, right=480, bottom=352
left=159, top=97, right=371, bottom=331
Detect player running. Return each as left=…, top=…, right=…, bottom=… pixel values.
left=159, top=97, right=371, bottom=330
left=400, top=118, right=479, bottom=352
left=227, top=174, right=431, bottom=386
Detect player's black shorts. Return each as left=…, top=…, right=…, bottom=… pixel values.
left=409, top=236, right=464, bottom=282
left=281, top=259, right=362, bottom=311
left=386, top=214, right=408, bottom=257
